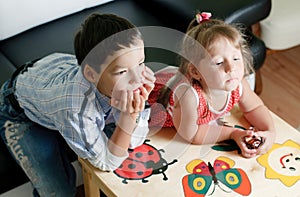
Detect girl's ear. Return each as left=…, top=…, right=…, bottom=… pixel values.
left=188, top=63, right=202, bottom=80
left=83, top=64, right=100, bottom=84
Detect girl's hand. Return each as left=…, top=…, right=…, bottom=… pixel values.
left=255, top=130, right=276, bottom=155
left=230, top=129, right=258, bottom=158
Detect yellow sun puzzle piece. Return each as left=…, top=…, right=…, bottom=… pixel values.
left=257, top=140, right=300, bottom=187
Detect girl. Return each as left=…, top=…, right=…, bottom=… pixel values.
left=148, top=14, right=275, bottom=158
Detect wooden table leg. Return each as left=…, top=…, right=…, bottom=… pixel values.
left=82, top=166, right=100, bottom=197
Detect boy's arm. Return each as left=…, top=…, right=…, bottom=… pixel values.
left=108, top=97, right=152, bottom=152
left=128, top=105, right=151, bottom=148
left=108, top=112, right=139, bottom=156
left=59, top=109, right=133, bottom=171
left=102, top=65, right=155, bottom=167
left=87, top=111, right=140, bottom=171
left=124, top=65, right=154, bottom=147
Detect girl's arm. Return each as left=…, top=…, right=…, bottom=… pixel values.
left=172, top=85, right=247, bottom=145
left=238, top=78, right=276, bottom=154
left=238, top=78, right=275, bottom=132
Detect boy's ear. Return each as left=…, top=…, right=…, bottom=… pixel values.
left=188, top=63, right=202, bottom=80
left=83, top=64, right=99, bottom=84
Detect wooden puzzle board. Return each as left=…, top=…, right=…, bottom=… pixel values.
left=79, top=109, right=300, bottom=197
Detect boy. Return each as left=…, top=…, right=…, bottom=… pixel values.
left=0, top=13, right=155, bottom=196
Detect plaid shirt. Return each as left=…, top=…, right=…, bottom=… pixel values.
left=15, top=53, right=150, bottom=171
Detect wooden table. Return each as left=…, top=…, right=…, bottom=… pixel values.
left=79, top=108, right=300, bottom=197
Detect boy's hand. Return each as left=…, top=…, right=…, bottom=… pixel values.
left=130, top=66, right=155, bottom=113
left=111, top=90, right=140, bottom=132
left=111, top=66, right=156, bottom=132
left=110, top=90, right=142, bottom=113
left=139, top=66, right=155, bottom=101
left=110, top=66, right=155, bottom=114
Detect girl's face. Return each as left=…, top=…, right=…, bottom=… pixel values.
left=198, top=37, right=245, bottom=92
left=97, top=39, right=145, bottom=98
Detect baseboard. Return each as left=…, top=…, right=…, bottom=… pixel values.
left=0, top=161, right=83, bottom=197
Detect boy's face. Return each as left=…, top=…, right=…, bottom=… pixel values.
left=97, top=39, right=145, bottom=99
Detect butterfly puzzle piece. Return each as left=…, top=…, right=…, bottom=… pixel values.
left=182, top=156, right=251, bottom=196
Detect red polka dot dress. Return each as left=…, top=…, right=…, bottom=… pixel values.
left=148, top=67, right=241, bottom=127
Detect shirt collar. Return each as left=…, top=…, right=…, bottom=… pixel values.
left=96, top=91, right=111, bottom=114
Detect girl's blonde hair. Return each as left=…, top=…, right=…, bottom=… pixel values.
left=157, top=18, right=254, bottom=108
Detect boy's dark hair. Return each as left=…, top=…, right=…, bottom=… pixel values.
left=74, top=13, right=142, bottom=72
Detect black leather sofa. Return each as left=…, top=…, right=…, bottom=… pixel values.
left=0, top=0, right=271, bottom=194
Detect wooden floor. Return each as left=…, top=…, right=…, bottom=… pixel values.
left=259, top=45, right=300, bottom=129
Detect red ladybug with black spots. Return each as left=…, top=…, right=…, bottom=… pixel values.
left=114, top=139, right=177, bottom=184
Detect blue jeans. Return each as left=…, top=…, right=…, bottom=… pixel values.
left=0, top=81, right=77, bottom=197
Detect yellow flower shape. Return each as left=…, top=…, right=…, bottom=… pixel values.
left=257, top=140, right=300, bottom=187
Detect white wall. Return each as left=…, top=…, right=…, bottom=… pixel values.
left=0, top=0, right=113, bottom=40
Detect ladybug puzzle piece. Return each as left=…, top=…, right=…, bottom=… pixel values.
left=182, top=156, right=251, bottom=196
left=114, top=139, right=178, bottom=184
